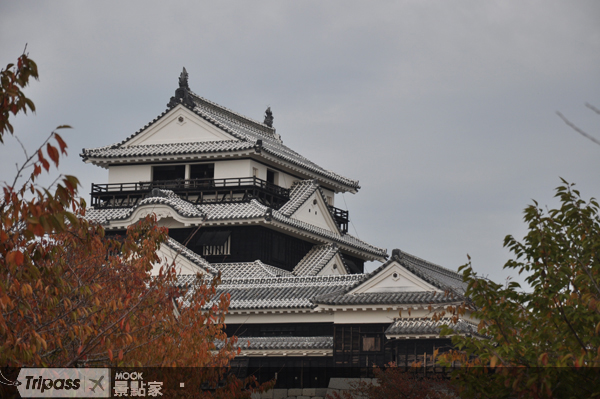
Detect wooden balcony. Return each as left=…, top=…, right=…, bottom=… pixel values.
left=329, top=206, right=349, bottom=234
left=91, top=177, right=350, bottom=233
left=90, top=177, right=290, bottom=209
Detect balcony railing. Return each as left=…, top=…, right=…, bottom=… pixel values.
left=91, top=177, right=290, bottom=209
left=329, top=206, right=349, bottom=234
left=91, top=177, right=350, bottom=233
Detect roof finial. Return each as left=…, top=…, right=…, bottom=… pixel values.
left=179, top=67, right=189, bottom=90
left=168, top=67, right=194, bottom=108
left=264, top=107, right=274, bottom=128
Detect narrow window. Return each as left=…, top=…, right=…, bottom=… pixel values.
left=152, top=165, right=185, bottom=182
left=190, top=163, right=214, bottom=180
left=362, top=336, right=381, bottom=352
left=266, top=169, right=278, bottom=185
left=252, top=167, right=259, bottom=178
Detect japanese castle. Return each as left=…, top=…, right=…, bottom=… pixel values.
left=82, top=69, right=474, bottom=386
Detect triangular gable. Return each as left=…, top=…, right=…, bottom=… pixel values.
left=317, top=252, right=348, bottom=276
left=348, top=259, right=441, bottom=295
left=293, top=243, right=349, bottom=276
left=153, top=238, right=214, bottom=276
left=123, top=105, right=237, bottom=147
left=289, top=186, right=341, bottom=233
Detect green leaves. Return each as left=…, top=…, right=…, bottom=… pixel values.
left=441, top=182, right=600, bottom=398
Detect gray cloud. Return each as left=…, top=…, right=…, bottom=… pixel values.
left=1, top=0, right=599, bottom=286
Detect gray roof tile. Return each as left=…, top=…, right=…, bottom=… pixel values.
left=314, top=291, right=459, bottom=306
left=81, top=140, right=254, bottom=159
left=81, top=92, right=359, bottom=190
left=162, top=237, right=218, bottom=274
left=278, top=180, right=320, bottom=216
left=212, top=274, right=363, bottom=309
left=216, top=336, right=333, bottom=351
left=293, top=243, right=343, bottom=276
left=111, top=189, right=203, bottom=220
left=395, top=250, right=467, bottom=294
left=212, top=261, right=293, bottom=279
left=85, top=193, right=386, bottom=258
left=385, top=318, right=478, bottom=337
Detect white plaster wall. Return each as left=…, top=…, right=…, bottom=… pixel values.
left=108, top=164, right=152, bottom=184
left=225, top=312, right=333, bottom=325
left=294, top=192, right=338, bottom=232
left=224, top=308, right=437, bottom=325
left=214, top=159, right=253, bottom=179
left=154, top=243, right=209, bottom=276
left=249, top=160, right=298, bottom=189
left=126, top=106, right=235, bottom=146
left=321, top=188, right=335, bottom=207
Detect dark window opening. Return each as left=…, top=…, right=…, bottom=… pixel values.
left=190, top=163, right=214, bottom=180
left=266, top=169, right=277, bottom=185
left=362, top=336, right=381, bottom=352
left=196, top=231, right=231, bottom=246
left=272, top=234, right=286, bottom=262
left=153, top=165, right=185, bottom=182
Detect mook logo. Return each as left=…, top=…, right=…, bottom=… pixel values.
left=15, top=368, right=110, bottom=398
left=113, top=370, right=163, bottom=397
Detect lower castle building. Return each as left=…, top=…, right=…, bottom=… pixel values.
left=82, top=68, right=476, bottom=387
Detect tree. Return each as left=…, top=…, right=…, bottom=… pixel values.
left=438, top=181, right=600, bottom=398
left=326, top=365, right=456, bottom=399
left=0, top=51, right=272, bottom=398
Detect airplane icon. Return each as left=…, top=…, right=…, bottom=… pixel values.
left=89, top=375, right=105, bottom=393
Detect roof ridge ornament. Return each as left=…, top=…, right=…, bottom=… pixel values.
left=168, top=67, right=195, bottom=108
left=264, top=107, right=274, bottom=128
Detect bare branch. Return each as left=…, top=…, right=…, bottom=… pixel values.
left=556, top=111, right=600, bottom=146
left=586, top=103, right=600, bottom=115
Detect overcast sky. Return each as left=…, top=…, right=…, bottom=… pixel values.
left=2, top=1, right=599, bottom=286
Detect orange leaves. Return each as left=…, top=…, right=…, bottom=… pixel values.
left=46, top=143, right=59, bottom=166
left=54, top=132, right=67, bottom=154
left=37, top=149, right=50, bottom=171
left=6, top=250, right=24, bottom=266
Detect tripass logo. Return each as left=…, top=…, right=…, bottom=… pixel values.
left=15, top=368, right=110, bottom=398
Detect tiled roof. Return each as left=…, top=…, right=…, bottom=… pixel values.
left=385, top=318, right=478, bottom=337
left=216, top=336, right=333, bottom=351
left=81, top=89, right=359, bottom=190
left=85, top=207, right=130, bottom=224
left=269, top=210, right=385, bottom=257
left=293, top=243, right=343, bottom=276
left=213, top=274, right=364, bottom=309
left=308, top=248, right=467, bottom=306
left=395, top=250, right=467, bottom=294
left=190, top=93, right=359, bottom=189
left=162, top=237, right=218, bottom=274
left=81, top=140, right=254, bottom=159
left=314, top=291, right=459, bottom=306
left=212, top=261, right=293, bottom=279
left=197, top=200, right=266, bottom=221
left=278, top=180, right=320, bottom=216
left=111, top=189, right=203, bottom=220
left=85, top=193, right=387, bottom=259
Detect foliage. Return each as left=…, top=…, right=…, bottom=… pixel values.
left=438, top=181, right=600, bottom=398
left=0, top=52, right=272, bottom=398
left=0, top=48, right=37, bottom=143
left=326, top=365, right=456, bottom=399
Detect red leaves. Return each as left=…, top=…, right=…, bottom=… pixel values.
left=46, top=143, right=59, bottom=166
left=6, top=250, right=24, bottom=266
left=54, top=133, right=68, bottom=154
left=37, top=149, right=50, bottom=171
